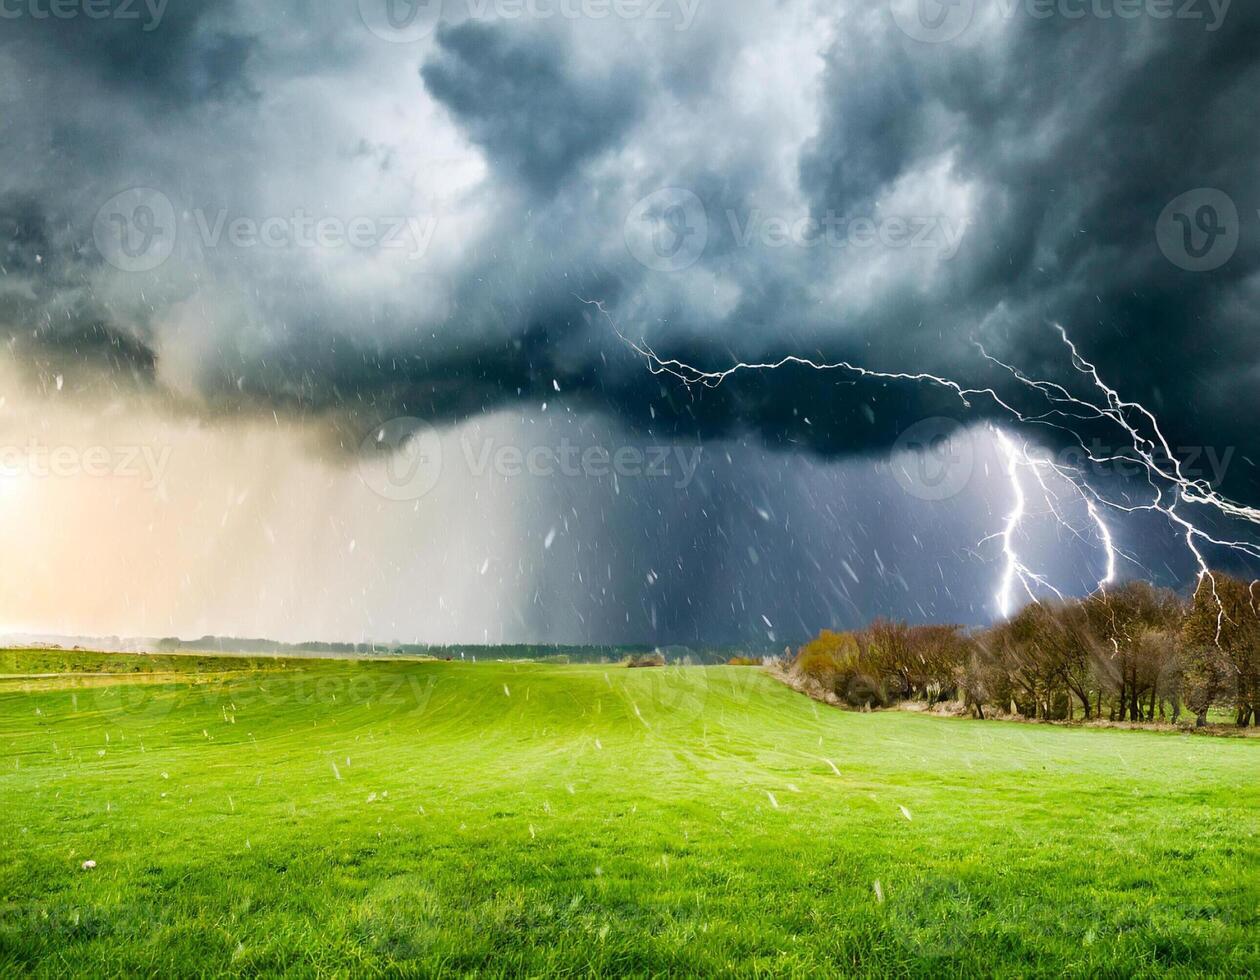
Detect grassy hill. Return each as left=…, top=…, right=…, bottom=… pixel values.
left=1, top=656, right=1256, bottom=975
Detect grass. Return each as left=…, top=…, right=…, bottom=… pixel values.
left=0, top=653, right=1256, bottom=976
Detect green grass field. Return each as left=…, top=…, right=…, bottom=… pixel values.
left=1, top=653, right=1256, bottom=976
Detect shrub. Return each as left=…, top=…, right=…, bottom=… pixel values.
left=794, top=630, right=856, bottom=688
left=626, top=652, right=666, bottom=669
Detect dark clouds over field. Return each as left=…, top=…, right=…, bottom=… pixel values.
left=2, top=0, right=1257, bottom=465
left=1, top=0, right=1258, bottom=639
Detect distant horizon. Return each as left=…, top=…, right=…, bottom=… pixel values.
left=0, top=631, right=782, bottom=655
left=0, top=566, right=1231, bottom=656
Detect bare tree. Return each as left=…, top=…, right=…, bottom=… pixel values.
left=1085, top=583, right=1185, bottom=722
left=1184, top=575, right=1259, bottom=727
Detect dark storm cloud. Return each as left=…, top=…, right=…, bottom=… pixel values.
left=1, top=1, right=1259, bottom=498
left=780, top=8, right=1260, bottom=491
left=3, top=0, right=257, bottom=105
left=421, top=21, right=644, bottom=195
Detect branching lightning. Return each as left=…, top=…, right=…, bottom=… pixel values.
left=989, top=427, right=1119, bottom=618
left=994, top=428, right=1049, bottom=618
left=582, top=297, right=1260, bottom=629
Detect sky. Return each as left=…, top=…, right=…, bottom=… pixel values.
left=0, top=0, right=1257, bottom=644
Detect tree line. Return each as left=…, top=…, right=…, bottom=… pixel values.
left=791, top=574, right=1260, bottom=728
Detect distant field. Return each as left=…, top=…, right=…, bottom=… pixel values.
left=0, top=648, right=297, bottom=676
left=1, top=654, right=1256, bottom=975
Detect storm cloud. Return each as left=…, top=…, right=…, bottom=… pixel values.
left=2, top=0, right=1259, bottom=486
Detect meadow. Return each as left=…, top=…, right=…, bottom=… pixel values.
left=0, top=651, right=1256, bottom=976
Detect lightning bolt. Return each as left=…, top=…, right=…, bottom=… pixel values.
left=583, top=297, right=1259, bottom=630
left=989, top=427, right=1118, bottom=618
left=994, top=427, right=1046, bottom=618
